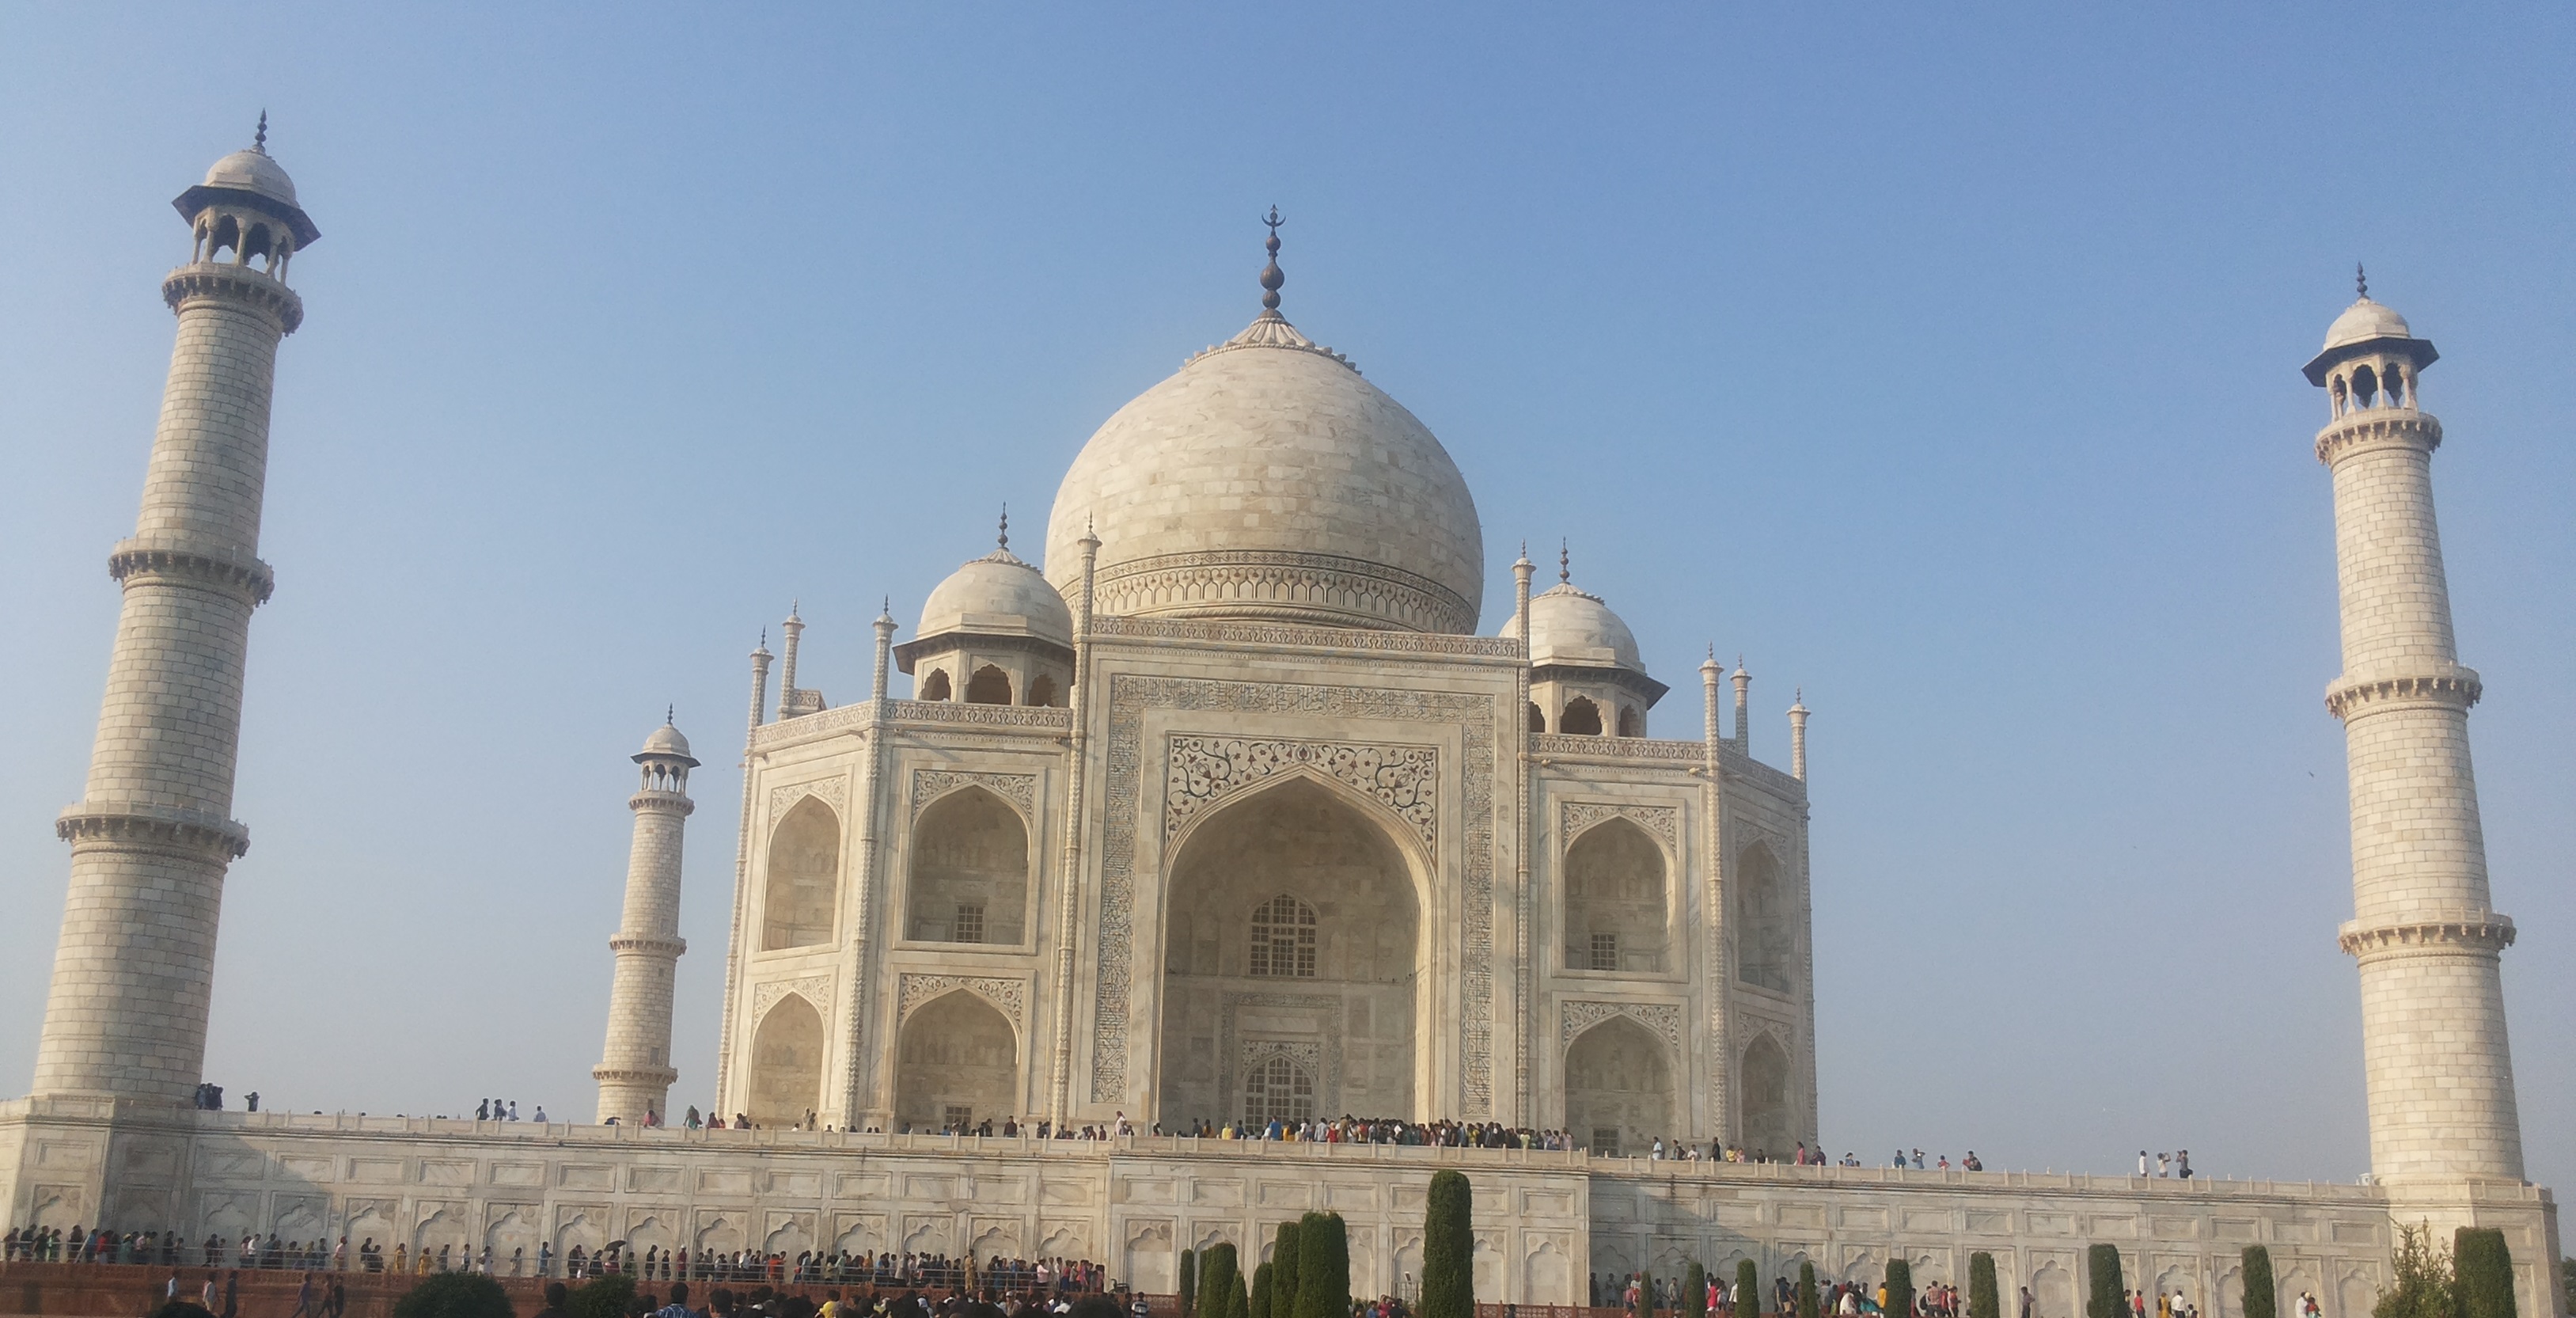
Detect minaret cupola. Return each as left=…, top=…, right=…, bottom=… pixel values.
left=2304, top=266, right=2437, bottom=418
left=175, top=113, right=320, bottom=283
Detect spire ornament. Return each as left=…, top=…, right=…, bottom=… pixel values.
left=253, top=110, right=268, bottom=154
left=2357, top=262, right=2369, bottom=298
left=1260, top=206, right=1285, bottom=312
left=998, top=504, right=1010, bottom=551
left=1559, top=539, right=1571, bottom=584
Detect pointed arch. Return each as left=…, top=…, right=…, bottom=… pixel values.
left=895, top=989, right=1019, bottom=1131
left=1560, top=696, right=1603, bottom=735
left=1026, top=674, right=1060, bottom=708
left=747, top=993, right=825, bottom=1126
left=1564, top=1014, right=1672, bottom=1156
left=1565, top=816, right=1669, bottom=972
left=1736, top=839, right=1792, bottom=992
left=965, top=664, right=1013, bottom=705
left=1158, top=773, right=1425, bottom=1125
left=762, top=796, right=841, bottom=950
left=1738, top=1030, right=1793, bottom=1157
left=906, top=785, right=1028, bottom=944
left=919, top=669, right=952, bottom=701
left=1616, top=705, right=1645, bottom=737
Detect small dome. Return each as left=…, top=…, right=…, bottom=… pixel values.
left=203, top=148, right=300, bottom=208
left=2321, top=297, right=2413, bottom=353
left=1512, top=582, right=1645, bottom=674
left=635, top=720, right=698, bottom=766
left=920, top=547, right=1075, bottom=648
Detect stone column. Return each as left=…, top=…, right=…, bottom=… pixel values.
left=2305, top=292, right=2523, bottom=1184
left=34, top=132, right=317, bottom=1103
left=594, top=721, right=696, bottom=1123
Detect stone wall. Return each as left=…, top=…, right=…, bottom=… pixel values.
left=5, top=1105, right=2558, bottom=1318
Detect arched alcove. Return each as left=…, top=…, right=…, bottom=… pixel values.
left=1027, top=674, right=1060, bottom=708
left=920, top=669, right=952, bottom=701
left=1527, top=702, right=1546, bottom=733
left=1564, top=819, right=1667, bottom=972
left=1616, top=705, right=1645, bottom=737
left=762, top=797, right=841, bottom=950
left=1561, top=697, right=1603, bottom=736
left=965, top=665, right=1013, bottom=705
left=893, top=991, right=1019, bottom=1132
left=906, top=788, right=1028, bottom=944
left=1157, top=777, right=1422, bottom=1126
left=748, top=993, right=825, bottom=1126
left=1738, top=1031, right=1792, bottom=1157
left=1736, top=841, right=1792, bottom=992
left=1563, top=1015, right=1672, bottom=1156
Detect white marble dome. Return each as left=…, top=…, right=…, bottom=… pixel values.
left=920, top=546, right=1074, bottom=647
left=2322, top=296, right=2414, bottom=352
left=636, top=721, right=696, bottom=765
left=203, top=148, right=300, bottom=208
left=1044, top=310, right=1485, bottom=635
left=1512, top=582, right=1645, bottom=674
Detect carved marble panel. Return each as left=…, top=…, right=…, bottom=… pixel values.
left=912, top=769, right=1038, bottom=822
left=1561, top=801, right=1680, bottom=851
left=895, top=974, right=1027, bottom=1031
left=1167, top=737, right=1437, bottom=846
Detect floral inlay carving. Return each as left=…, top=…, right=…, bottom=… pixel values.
left=912, top=769, right=1037, bottom=822
left=768, top=776, right=848, bottom=821
left=1561, top=998, right=1683, bottom=1052
left=1167, top=738, right=1437, bottom=847
left=1561, top=801, right=1679, bottom=850
left=752, top=975, right=832, bottom=1025
left=895, top=974, right=1026, bottom=1031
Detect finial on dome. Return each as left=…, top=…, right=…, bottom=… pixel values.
left=1260, top=206, right=1285, bottom=313
left=998, top=503, right=1009, bottom=551
left=2357, top=262, right=2369, bottom=299
left=666, top=704, right=674, bottom=725
left=254, top=110, right=268, bottom=154
left=1559, top=539, right=1571, bottom=584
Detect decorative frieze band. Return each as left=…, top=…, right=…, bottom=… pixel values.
left=1091, top=613, right=1521, bottom=658
left=2339, top=913, right=2516, bottom=958
left=56, top=803, right=249, bottom=860
left=1561, top=999, right=1683, bottom=1053
left=108, top=538, right=275, bottom=606
left=2325, top=670, right=2482, bottom=719
left=750, top=975, right=832, bottom=1025
left=163, top=264, right=304, bottom=333
left=768, top=775, right=849, bottom=822
left=1089, top=549, right=1479, bottom=637
left=912, top=769, right=1038, bottom=821
left=896, top=974, right=1027, bottom=1031
left=1167, top=738, right=1438, bottom=847
left=2314, top=412, right=2441, bottom=466
left=1561, top=800, right=1679, bottom=851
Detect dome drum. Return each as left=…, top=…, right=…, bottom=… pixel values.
left=1530, top=663, right=1667, bottom=708
left=1087, top=548, right=1479, bottom=636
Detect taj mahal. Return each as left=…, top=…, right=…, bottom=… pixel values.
left=0, top=129, right=2560, bottom=1318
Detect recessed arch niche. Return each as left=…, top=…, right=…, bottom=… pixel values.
left=1562, top=1014, right=1672, bottom=1156
left=747, top=993, right=824, bottom=1127
left=893, top=990, right=1019, bottom=1132
left=1563, top=816, right=1669, bottom=972
left=762, top=796, right=841, bottom=951
left=1736, top=841, right=1792, bottom=992
left=1156, top=775, right=1425, bottom=1126
left=1738, top=1031, right=1793, bottom=1157
left=905, top=787, right=1029, bottom=944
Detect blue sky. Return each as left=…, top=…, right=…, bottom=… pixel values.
left=2, top=4, right=2569, bottom=1192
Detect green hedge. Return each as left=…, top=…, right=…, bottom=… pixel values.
left=2375, top=1225, right=2454, bottom=1318
left=1686, top=1263, right=1709, bottom=1318
left=2086, top=1247, right=2123, bottom=1318
left=1422, top=1170, right=1474, bottom=1318
left=1801, top=1262, right=1820, bottom=1318
left=2242, top=1246, right=2276, bottom=1318
left=2453, top=1229, right=2513, bottom=1318
left=1203, top=1243, right=1242, bottom=1318
left=567, top=1274, right=634, bottom=1318
left=1182, top=1248, right=1198, bottom=1317
left=394, top=1274, right=515, bottom=1318
left=1296, top=1214, right=1350, bottom=1318
left=1969, top=1254, right=1997, bottom=1318
left=1887, top=1259, right=1915, bottom=1318
left=1276, top=1220, right=1303, bottom=1318
left=1252, top=1263, right=1276, bottom=1318
left=1743, top=1261, right=1763, bottom=1317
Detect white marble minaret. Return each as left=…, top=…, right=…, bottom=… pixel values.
left=594, top=716, right=696, bottom=1123
left=32, top=120, right=318, bottom=1103
left=2305, top=274, right=2524, bottom=1189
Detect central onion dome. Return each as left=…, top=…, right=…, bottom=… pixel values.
left=1044, top=220, right=1483, bottom=634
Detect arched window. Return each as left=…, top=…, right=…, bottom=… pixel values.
left=1243, top=1053, right=1315, bottom=1125
left=919, top=669, right=952, bottom=701
left=1026, top=674, right=1059, bottom=708
left=1560, top=697, right=1603, bottom=736
left=1736, top=841, right=1791, bottom=992
left=761, top=797, right=841, bottom=951
left=893, top=991, right=1019, bottom=1134
left=1564, top=1015, right=1672, bottom=1158
left=1247, top=894, right=1318, bottom=978
left=2353, top=363, right=2380, bottom=408
left=1616, top=705, right=1645, bottom=737
left=965, top=665, right=1013, bottom=705
left=747, top=993, right=824, bottom=1128
left=907, top=788, right=1029, bottom=944
left=1527, top=702, right=1546, bottom=734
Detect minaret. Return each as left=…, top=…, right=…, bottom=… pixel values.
left=1730, top=659, right=1751, bottom=751
left=32, top=122, right=319, bottom=1103
left=2305, top=274, right=2523, bottom=1186
left=776, top=602, right=804, bottom=720
left=1787, top=690, right=1810, bottom=783
left=594, top=716, right=697, bottom=1124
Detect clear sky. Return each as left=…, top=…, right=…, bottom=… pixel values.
left=2, top=3, right=2569, bottom=1192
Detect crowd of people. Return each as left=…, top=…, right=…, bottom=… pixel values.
left=1594, top=1272, right=2022, bottom=1317
left=2, top=1227, right=341, bottom=1269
